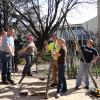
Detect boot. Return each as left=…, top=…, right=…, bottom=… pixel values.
left=8, top=79, right=15, bottom=85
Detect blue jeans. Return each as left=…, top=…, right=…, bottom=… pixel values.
left=57, top=64, right=67, bottom=93
left=22, top=54, right=34, bottom=75
left=1, top=52, right=12, bottom=81
left=0, top=51, right=2, bottom=70
left=76, top=61, right=92, bottom=87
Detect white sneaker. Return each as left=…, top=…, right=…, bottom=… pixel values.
left=56, top=93, right=60, bottom=98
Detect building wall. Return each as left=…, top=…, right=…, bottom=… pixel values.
left=82, top=16, right=98, bottom=34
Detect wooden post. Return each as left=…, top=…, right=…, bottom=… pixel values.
left=45, top=62, right=52, bottom=99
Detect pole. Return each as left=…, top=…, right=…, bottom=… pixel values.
left=18, top=74, right=26, bottom=84
left=45, top=62, right=52, bottom=99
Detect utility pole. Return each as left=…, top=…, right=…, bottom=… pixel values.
left=97, top=0, right=100, bottom=53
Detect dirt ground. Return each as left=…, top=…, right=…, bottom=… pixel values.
left=0, top=64, right=99, bottom=100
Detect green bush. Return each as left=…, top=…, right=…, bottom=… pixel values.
left=42, top=53, right=52, bottom=62
left=18, top=52, right=52, bottom=65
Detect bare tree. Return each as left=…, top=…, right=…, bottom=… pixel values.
left=0, top=0, right=9, bottom=31
left=0, top=0, right=97, bottom=50
left=0, top=0, right=15, bottom=31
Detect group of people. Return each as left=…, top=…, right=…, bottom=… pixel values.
left=0, top=28, right=99, bottom=98
left=45, top=35, right=67, bottom=97
left=0, top=28, right=15, bottom=85
left=45, top=34, right=99, bottom=98
left=0, top=27, right=37, bottom=85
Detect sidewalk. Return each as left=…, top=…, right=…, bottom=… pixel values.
left=0, top=64, right=99, bottom=100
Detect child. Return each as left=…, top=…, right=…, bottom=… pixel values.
left=54, top=38, right=67, bottom=98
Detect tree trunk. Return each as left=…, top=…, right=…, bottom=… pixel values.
left=3, top=0, right=9, bottom=31
left=36, top=38, right=45, bottom=51
left=0, top=13, right=2, bottom=33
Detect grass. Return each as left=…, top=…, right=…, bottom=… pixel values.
left=91, top=65, right=100, bottom=75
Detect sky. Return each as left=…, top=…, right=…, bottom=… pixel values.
left=67, top=3, right=97, bottom=24
left=40, top=0, right=97, bottom=24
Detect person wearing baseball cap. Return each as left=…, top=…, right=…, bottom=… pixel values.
left=22, top=35, right=37, bottom=76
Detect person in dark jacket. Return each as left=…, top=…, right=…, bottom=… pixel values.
left=75, top=39, right=99, bottom=89
left=53, top=38, right=67, bottom=98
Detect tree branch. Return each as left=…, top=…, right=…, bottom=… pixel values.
left=9, top=1, right=41, bottom=37
left=31, top=0, right=45, bottom=34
